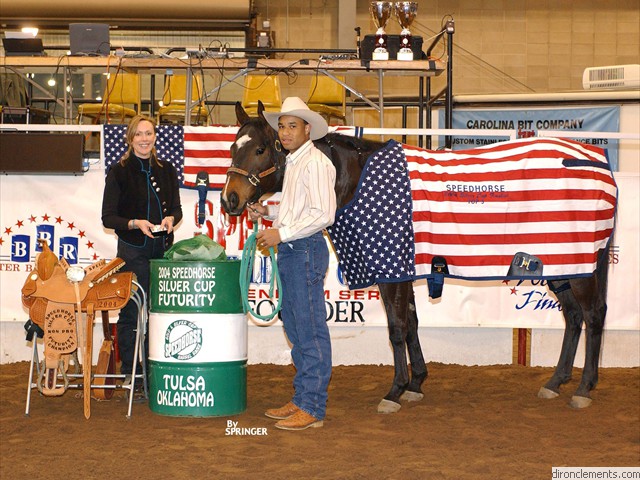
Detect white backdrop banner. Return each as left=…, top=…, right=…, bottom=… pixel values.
left=0, top=162, right=637, bottom=331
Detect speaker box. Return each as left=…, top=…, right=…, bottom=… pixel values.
left=0, top=132, right=84, bottom=174
left=1, top=106, right=51, bottom=124
left=361, top=34, right=424, bottom=61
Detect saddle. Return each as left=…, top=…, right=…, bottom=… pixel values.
left=21, top=240, right=134, bottom=419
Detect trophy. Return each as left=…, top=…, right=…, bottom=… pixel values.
left=394, top=2, right=418, bottom=61
left=370, top=2, right=393, bottom=60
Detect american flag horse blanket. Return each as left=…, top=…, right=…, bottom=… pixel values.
left=329, top=137, right=616, bottom=297
left=221, top=101, right=616, bottom=413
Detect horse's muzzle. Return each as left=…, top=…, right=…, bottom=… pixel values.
left=220, top=191, right=244, bottom=216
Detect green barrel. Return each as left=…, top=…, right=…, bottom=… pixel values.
left=148, top=259, right=247, bottom=417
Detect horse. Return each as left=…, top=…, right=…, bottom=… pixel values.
left=221, top=101, right=615, bottom=413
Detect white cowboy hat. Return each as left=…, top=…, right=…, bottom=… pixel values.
left=263, top=97, right=329, bottom=140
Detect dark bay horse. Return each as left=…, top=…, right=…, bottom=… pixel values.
left=221, top=101, right=613, bottom=413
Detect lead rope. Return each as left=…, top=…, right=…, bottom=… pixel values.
left=240, top=223, right=282, bottom=325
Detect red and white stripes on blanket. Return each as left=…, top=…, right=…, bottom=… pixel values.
left=405, top=137, right=617, bottom=280
left=323, top=137, right=617, bottom=289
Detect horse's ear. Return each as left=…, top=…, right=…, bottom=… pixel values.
left=257, top=100, right=265, bottom=118
left=235, top=101, right=250, bottom=125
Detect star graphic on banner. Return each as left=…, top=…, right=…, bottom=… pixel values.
left=1, top=213, right=102, bottom=263
left=510, top=287, right=518, bottom=295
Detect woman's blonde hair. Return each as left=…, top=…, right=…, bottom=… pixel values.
left=119, top=115, right=162, bottom=167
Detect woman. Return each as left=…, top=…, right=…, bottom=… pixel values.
left=101, top=115, right=183, bottom=377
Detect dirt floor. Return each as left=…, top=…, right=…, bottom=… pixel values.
left=1, top=361, right=638, bottom=480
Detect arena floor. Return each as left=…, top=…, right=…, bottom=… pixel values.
left=1, top=362, right=638, bottom=479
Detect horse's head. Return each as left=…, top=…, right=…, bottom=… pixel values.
left=221, top=101, right=286, bottom=216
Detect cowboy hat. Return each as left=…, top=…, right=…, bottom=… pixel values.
left=263, top=97, right=329, bottom=140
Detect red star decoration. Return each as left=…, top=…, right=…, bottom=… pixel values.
left=42, top=214, right=50, bottom=222
left=29, top=215, right=37, bottom=223
left=502, top=279, right=510, bottom=285
left=4, top=227, right=12, bottom=235
left=16, top=220, right=24, bottom=227
left=92, top=253, right=99, bottom=260
left=67, top=222, right=75, bottom=230
left=78, top=230, right=86, bottom=238
left=510, top=287, right=518, bottom=295
left=0, top=238, right=4, bottom=246
left=86, top=241, right=94, bottom=249
left=55, top=216, right=63, bottom=224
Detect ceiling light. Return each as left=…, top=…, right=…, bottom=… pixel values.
left=21, top=27, right=38, bottom=37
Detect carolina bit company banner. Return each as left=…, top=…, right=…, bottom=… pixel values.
left=439, top=106, right=621, bottom=170
left=0, top=133, right=637, bottom=331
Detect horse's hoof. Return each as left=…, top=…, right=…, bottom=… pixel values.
left=538, top=387, right=560, bottom=398
left=570, top=395, right=592, bottom=409
left=537, top=387, right=559, bottom=399
left=400, top=391, right=424, bottom=403
left=377, top=399, right=401, bottom=414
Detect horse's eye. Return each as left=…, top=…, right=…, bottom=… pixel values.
left=256, top=147, right=265, bottom=155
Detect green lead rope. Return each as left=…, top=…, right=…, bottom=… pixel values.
left=240, top=223, right=282, bottom=324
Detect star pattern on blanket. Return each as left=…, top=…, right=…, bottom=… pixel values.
left=329, top=141, right=416, bottom=289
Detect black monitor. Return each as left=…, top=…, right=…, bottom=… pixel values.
left=69, top=23, right=110, bottom=56
left=2, top=38, right=45, bottom=57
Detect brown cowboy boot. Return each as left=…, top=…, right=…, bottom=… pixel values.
left=264, top=401, right=300, bottom=420
left=274, top=410, right=323, bottom=431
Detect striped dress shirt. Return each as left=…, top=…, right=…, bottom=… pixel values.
left=267, top=140, right=336, bottom=242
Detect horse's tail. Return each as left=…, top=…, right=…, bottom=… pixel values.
left=596, top=237, right=611, bottom=307
left=596, top=213, right=616, bottom=310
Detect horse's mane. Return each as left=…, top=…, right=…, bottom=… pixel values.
left=315, top=133, right=386, bottom=169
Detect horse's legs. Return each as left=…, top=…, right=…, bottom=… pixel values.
left=401, top=289, right=428, bottom=402
left=539, top=282, right=584, bottom=397
left=569, top=273, right=606, bottom=408
left=540, top=247, right=609, bottom=408
left=377, top=282, right=412, bottom=413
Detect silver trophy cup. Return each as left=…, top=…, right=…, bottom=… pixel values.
left=394, top=2, right=418, bottom=61
left=370, top=2, right=393, bottom=60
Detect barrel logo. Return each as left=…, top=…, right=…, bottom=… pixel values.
left=164, top=319, right=203, bottom=360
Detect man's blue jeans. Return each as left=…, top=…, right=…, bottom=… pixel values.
left=277, top=232, right=332, bottom=420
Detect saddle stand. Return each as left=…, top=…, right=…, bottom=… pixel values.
left=22, top=241, right=148, bottom=419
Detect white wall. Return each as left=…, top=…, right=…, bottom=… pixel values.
left=4, top=321, right=638, bottom=368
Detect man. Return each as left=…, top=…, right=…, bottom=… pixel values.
left=248, top=97, right=336, bottom=430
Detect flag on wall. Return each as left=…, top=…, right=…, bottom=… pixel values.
left=103, top=124, right=185, bottom=184
left=182, top=126, right=237, bottom=190
left=103, top=124, right=236, bottom=190
left=103, top=125, right=356, bottom=190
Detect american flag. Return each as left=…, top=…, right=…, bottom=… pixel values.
left=329, top=137, right=617, bottom=289
left=103, top=125, right=357, bottom=189
left=103, top=124, right=185, bottom=182
left=182, top=126, right=236, bottom=189
left=103, top=124, right=235, bottom=190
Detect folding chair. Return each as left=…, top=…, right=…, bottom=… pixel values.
left=241, top=74, right=282, bottom=116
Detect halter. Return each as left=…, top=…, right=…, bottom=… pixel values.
left=227, top=139, right=284, bottom=187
